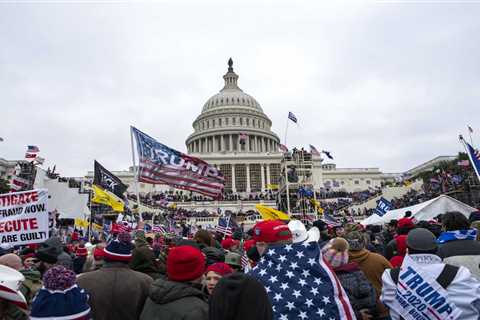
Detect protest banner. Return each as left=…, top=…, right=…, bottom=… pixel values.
left=0, top=189, right=49, bottom=246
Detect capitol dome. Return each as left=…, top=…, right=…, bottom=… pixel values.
left=201, top=58, right=263, bottom=113
left=186, top=58, right=280, bottom=156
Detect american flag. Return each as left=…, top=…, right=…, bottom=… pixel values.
left=309, top=145, right=320, bottom=156
left=215, top=216, right=233, bottom=236
left=279, top=144, right=289, bottom=153
left=152, top=225, right=167, bottom=234
left=27, top=145, right=40, bottom=153
left=322, top=213, right=341, bottom=227
left=241, top=251, right=251, bottom=272
left=132, top=127, right=225, bottom=199
left=457, top=160, right=470, bottom=167
left=239, top=132, right=248, bottom=141
left=249, top=242, right=355, bottom=320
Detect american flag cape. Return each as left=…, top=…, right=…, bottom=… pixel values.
left=131, top=127, right=225, bottom=199
left=249, top=242, right=355, bottom=320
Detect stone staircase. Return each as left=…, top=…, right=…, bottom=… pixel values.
left=346, top=180, right=424, bottom=212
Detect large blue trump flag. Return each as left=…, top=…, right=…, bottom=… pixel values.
left=131, top=127, right=224, bottom=198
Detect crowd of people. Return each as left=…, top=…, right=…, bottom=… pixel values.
left=2, top=207, right=480, bottom=319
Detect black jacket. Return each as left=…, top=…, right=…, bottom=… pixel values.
left=140, top=278, right=208, bottom=320
left=438, top=239, right=480, bottom=259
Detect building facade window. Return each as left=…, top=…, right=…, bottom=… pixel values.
left=269, top=163, right=281, bottom=185
left=250, top=164, right=261, bottom=192
left=235, top=164, right=247, bottom=192
left=220, top=164, right=232, bottom=191
left=354, top=180, right=359, bottom=185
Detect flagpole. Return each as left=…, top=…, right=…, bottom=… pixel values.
left=87, top=187, right=93, bottom=242
left=460, top=135, right=480, bottom=182
left=130, top=126, right=142, bottom=221
left=468, top=126, right=475, bottom=147
left=284, top=117, right=289, bottom=146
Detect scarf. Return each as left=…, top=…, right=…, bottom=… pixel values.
left=437, top=229, right=477, bottom=244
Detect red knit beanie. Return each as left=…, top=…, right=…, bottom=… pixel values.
left=206, top=262, right=233, bottom=276
left=167, top=246, right=206, bottom=282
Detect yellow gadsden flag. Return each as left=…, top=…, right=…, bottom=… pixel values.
left=266, top=184, right=279, bottom=190
left=74, top=218, right=89, bottom=229
left=255, top=204, right=290, bottom=221
left=92, top=185, right=124, bottom=212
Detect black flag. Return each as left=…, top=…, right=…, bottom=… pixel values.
left=93, top=160, right=128, bottom=198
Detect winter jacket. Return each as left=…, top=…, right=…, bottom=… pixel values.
left=381, top=254, right=480, bottom=320
left=77, top=262, right=153, bottom=320
left=349, top=249, right=392, bottom=318
left=334, top=262, right=377, bottom=318
left=140, top=278, right=208, bottom=320
left=438, top=239, right=480, bottom=280
left=19, top=268, right=42, bottom=305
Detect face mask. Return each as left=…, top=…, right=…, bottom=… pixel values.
left=247, top=246, right=260, bottom=262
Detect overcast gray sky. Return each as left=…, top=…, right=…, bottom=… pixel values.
left=1, top=1, right=479, bottom=177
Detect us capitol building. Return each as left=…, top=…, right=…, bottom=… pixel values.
left=86, top=59, right=393, bottom=198
left=185, top=58, right=287, bottom=193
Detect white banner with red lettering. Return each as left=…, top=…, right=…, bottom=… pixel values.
left=0, top=189, right=49, bottom=246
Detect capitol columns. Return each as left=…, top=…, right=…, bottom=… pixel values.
left=221, top=135, right=225, bottom=152
left=246, top=164, right=251, bottom=193
left=231, top=164, right=236, bottom=192
left=266, top=164, right=271, bottom=186
left=229, top=135, right=233, bottom=152
left=261, top=163, right=266, bottom=191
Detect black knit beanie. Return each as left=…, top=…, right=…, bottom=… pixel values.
left=209, top=273, right=273, bottom=320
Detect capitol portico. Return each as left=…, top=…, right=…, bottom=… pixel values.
left=185, top=58, right=285, bottom=193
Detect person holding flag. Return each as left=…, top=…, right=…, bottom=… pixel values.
left=248, top=220, right=356, bottom=319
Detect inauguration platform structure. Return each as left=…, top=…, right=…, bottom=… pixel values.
left=277, top=150, right=319, bottom=225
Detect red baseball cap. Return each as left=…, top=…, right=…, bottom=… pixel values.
left=221, top=238, right=239, bottom=250
left=252, top=220, right=292, bottom=243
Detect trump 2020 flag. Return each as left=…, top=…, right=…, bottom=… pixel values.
left=131, top=127, right=225, bottom=199
left=249, top=242, right=355, bottom=320
left=465, top=141, right=480, bottom=182
left=376, top=197, right=393, bottom=217
left=94, top=160, right=128, bottom=198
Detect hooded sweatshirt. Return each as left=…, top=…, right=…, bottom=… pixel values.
left=140, top=278, right=208, bottom=320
